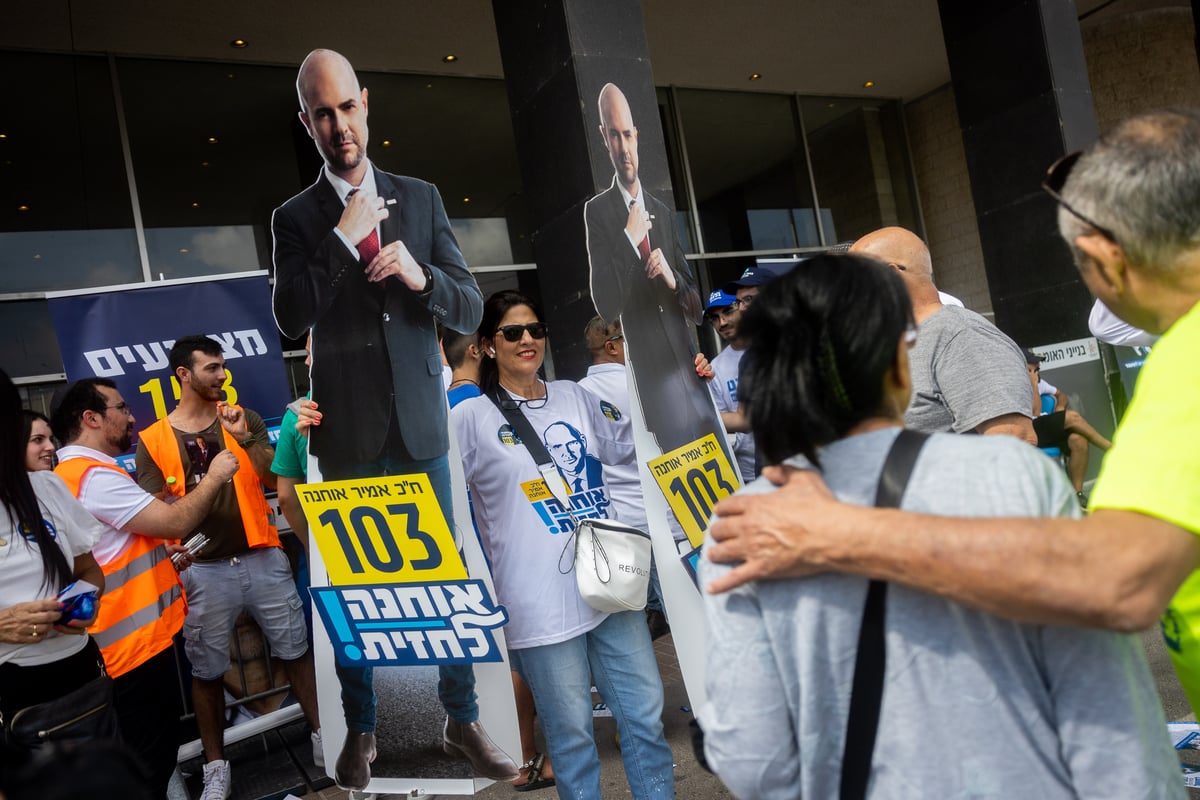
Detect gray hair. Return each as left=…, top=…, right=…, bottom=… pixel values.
left=1058, top=108, right=1200, bottom=275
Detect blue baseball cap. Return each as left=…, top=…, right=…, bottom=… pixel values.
left=705, top=290, right=737, bottom=312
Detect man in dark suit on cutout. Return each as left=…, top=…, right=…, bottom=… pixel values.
left=271, top=48, right=514, bottom=791
left=585, top=82, right=715, bottom=455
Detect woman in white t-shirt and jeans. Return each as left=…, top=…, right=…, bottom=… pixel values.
left=0, top=368, right=106, bottom=729
left=452, top=290, right=674, bottom=799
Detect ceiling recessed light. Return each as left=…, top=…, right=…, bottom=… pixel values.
left=381, top=140, right=392, bottom=147
left=33, top=254, right=41, bottom=260
left=462, top=197, right=471, bottom=203
left=230, top=39, right=248, bottom=48
left=191, top=202, right=200, bottom=208
left=201, top=161, right=209, bottom=167
left=179, top=248, right=190, bottom=254
left=17, top=204, right=29, bottom=212
left=443, top=54, right=458, bottom=63
left=426, top=83, right=433, bottom=89
left=863, top=80, right=875, bottom=88
left=207, top=137, right=218, bottom=144
left=749, top=73, right=762, bottom=81
left=0, top=133, right=7, bottom=139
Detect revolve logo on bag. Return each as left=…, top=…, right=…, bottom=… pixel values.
left=617, top=563, right=648, bottom=576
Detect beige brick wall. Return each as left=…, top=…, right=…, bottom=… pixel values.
left=904, top=5, right=1198, bottom=316
left=904, top=85, right=992, bottom=314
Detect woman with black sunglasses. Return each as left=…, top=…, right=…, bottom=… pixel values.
left=451, top=290, right=674, bottom=799
left=697, top=255, right=1179, bottom=799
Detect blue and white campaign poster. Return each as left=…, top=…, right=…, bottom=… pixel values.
left=46, top=273, right=290, bottom=466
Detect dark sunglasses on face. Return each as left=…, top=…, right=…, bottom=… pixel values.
left=495, top=322, right=549, bottom=342
left=1041, top=151, right=1120, bottom=245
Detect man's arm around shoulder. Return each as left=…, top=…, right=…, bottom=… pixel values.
left=706, top=466, right=1199, bottom=632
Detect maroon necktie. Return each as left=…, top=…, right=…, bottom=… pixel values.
left=357, top=229, right=380, bottom=263
left=631, top=200, right=651, bottom=263
left=347, top=188, right=380, bottom=263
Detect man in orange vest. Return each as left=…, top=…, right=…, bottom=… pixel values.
left=135, top=335, right=321, bottom=800
left=52, top=376, right=240, bottom=798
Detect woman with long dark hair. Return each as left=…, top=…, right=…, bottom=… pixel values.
left=698, top=255, right=1180, bottom=798
left=0, top=368, right=106, bottom=725
left=452, top=290, right=674, bottom=799
left=21, top=410, right=55, bottom=472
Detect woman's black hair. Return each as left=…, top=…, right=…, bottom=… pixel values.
left=1, top=369, right=73, bottom=592
left=738, top=253, right=914, bottom=467
left=20, top=409, right=51, bottom=452
left=476, top=290, right=544, bottom=394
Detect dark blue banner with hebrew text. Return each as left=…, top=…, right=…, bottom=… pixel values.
left=47, top=275, right=290, bottom=465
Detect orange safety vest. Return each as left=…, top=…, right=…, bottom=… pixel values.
left=54, top=457, right=186, bottom=679
left=138, top=413, right=280, bottom=550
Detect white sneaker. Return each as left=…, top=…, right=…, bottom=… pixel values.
left=199, top=759, right=231, bottom=800
left=311, top=729, right=325, bottom=768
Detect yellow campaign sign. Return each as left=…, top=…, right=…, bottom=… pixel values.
left=647, top=433, right=741, bottom=548
left=297, top=474, right=466, bottom=585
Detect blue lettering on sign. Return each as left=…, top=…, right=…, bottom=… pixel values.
left=530, top=487, right=611, bottom=534
left=311, top=580, right=509, bottom=667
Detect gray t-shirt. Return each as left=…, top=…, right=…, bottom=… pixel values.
left=905, top=305, right=1033, bottom=434
left=700, top=428, right=1181, bottom=800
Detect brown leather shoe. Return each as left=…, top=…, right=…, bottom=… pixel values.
left=443, top=717, right=519, bottom=779
left=334, top=731, right=376, bottom=791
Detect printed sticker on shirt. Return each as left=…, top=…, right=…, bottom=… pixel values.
left=599, top=400, right=622, bottom=421
left=298, top=474, right=466, bottom=585
left=497, top=423, right=522, bottom=446
left=648, top=432, right=741, bottom=548
left=310, top=580, right=508, bottom=668
left=521, top=478, right=612, bottom=535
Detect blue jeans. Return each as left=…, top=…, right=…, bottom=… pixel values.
left=510, top=611, right=675, bottom=799
left=325, top=453, right=478, bottom=732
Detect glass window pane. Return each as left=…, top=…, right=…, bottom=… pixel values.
left=801, top=97, right=920, bottom=243
left=116, top=59, right=304, bottom=280
left=0, top=300, right=63, bottom=378
left=676, top=89, right=818, bottom=253
left=0, top=52, right=140, bottom=291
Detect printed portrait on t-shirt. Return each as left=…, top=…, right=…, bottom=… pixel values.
left=543, top=421, right=604, bottom=494
left=185, top=434, right=221, bottom=479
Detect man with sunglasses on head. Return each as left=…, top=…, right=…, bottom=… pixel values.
left=848, top=227, right=1036, bottom=444
left=270, top=49, right=509, bottom=791
left=707, top=108, right=1200, bottom=717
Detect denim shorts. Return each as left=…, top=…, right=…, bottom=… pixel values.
left=180, top=546, right=309, bottom=679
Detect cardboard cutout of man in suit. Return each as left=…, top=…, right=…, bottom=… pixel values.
left=585, top=83, right=714, bottom=454
left=271, top=48, right=514, bottom=791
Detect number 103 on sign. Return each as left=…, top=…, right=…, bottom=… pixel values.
left=648, top=433, right=740, bottom=549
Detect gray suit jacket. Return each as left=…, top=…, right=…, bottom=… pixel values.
left=272, top=166, right=482, bottom=465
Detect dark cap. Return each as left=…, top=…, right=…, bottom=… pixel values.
left=705, top=290, right=737, bottom=312
left=1023, top=349, right=1044, bottom=365
left=722, top=264, right=792, bottom=295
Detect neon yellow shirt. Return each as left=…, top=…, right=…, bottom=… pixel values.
left=1091, top=298, right=1200, bottom=713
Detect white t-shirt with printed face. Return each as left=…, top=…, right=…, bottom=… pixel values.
left=0, top=471, right=105, bottom=667
left=452, top=380, right=635, bottom=649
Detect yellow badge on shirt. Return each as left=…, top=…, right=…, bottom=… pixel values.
left=647, top=433, right=741, bottom=548
left=297, top=475, right=466, bottom=585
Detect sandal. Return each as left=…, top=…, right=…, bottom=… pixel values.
left=513, top=752, right=556, bottom=792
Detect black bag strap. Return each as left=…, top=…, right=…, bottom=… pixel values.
left=839, top=429, right=929, bottom=800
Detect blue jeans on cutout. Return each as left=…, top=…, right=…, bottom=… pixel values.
left=509, top=611, right=675, bottom=799
left=326, top=453, right=478, bottom=732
